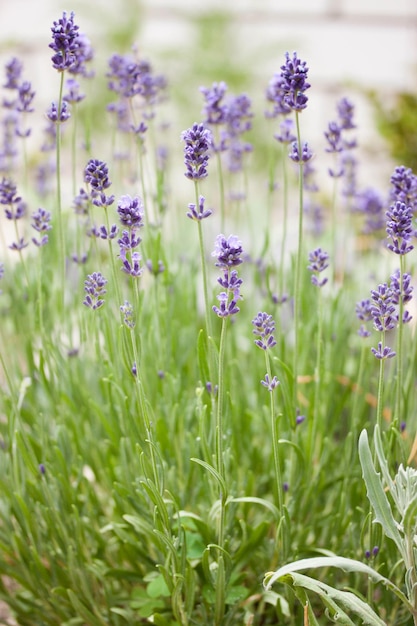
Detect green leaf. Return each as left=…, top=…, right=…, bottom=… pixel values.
left=286, top=572, right=383, bottom=625
left=67, top=590, right=107, bottom=626
left=229, top=496, right=279, bottom=520
left=264, top=556, right=413, bottom=613
left=358, top=429, right=403, bottom=555
left=403, top=493, right=417, bottom=538
left=190, top=458, right=227, bottom=496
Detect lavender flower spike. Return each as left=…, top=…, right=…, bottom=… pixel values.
left=252, top=312, right=277, bottom=350
left=117, top=194, right=144, bottom=228
left=186, top=195, right=212, bottom=221
left=49, top=11, right=80, bottom=72
left=212, top=233, right=243, bottom=268
left=371, top=342, right=396, bottom=360
left=279, top=51, right=310, bottom=112
left=308, top=248, right=329, bottom=287
left=261, top=374, right=280, bottom=392
left=83, top=272, right=107, bottom=310
left=386, top=200, right=414, bottom=255
left=181, top=122, right=212, bottom=180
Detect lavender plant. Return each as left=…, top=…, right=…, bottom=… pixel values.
left=2, top=11, right=417, bottom=626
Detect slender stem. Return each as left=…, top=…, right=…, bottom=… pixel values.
left=195, top=182, right=213, bottom=345
left=279, top=142, right=289, bottom=299
left=216, top=315, right=228, bottom=546
left=394, top=257, right=405, bottom=428
left=216, top=150, right=226, bottom=233
left=293, top=111, right=304, bottom=426
left=56, top=71, right=66, bottom=305
left=309, top=286, right=323, bottom=462
left=265, top=350, right=283, bottom=517
left=375, top=331, right=386, bottom=436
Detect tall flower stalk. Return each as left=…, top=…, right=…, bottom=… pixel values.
left=385, top=199, right=414, bottom=427
left=307, top=248, right=329, bottom=462
left=252, top=312, right=282, bottom=516
left=182, top=122, right=213, bottom=354
left=49, top=11, right=81, bottom=300
left=211, top=233, right=243, bottom=625
left=276, top=51, right=310, bottom=424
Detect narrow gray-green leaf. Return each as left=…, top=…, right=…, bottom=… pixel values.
left=358, top=429, right=403, bottom=555
left=264, top=556, right=412, bottom=612
left=280, top=572, right=386, bottom=625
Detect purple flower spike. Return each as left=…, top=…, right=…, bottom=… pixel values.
left=252, top=312, right=277, bottom=350
left=119, top=249, right=143, bottom=277
left=337, top=97, right=356, bottom=130
left=386, top=200, right=414, bottom=255
left=4, top=57, right=23, bottom=90
left=289, top=141, right=313, bottom=163
left=84, top=159, right=112, bottom=192
left=49, top=11, right=80, bottom=72
left=324, top=121, right=343, bottom=154
left=370, top=284, right=396, bottom=332
left=186, top=195, right=212, bottom=221
left=200, top=82, right=228, bottom=125
left=31, top=207, right=52, bottom=246
left=274, top=118, right=296, bottom=144
left=118, top=229, right=141, bottom=251
left=390, top=166, right=417, bottom=211
left=390, top=269, right=413, bottom=305
left=83, top=272, right=107, bottom=310
left=212, top=233, right=243, bottom=268
left=63, top=78, right=85, bottom=103
left=261, top=373, right=280, bottom=391
left=308, top=248, right=329, bottom=287
left=279, top=51, right=310, bottom=112
left=9, top=238, right=28, bottom=251
left=371, top=342, right=396, bottom=360
left=117, top=194, right=144, bottom=228
left=120, top=300, right=135, bottom=329
left=212, top=291, right=240, bottom=317
left=16, top=81, right=35, bottom=114
left=181, top=122, right=212, bottom=180
left=46, top=101, right=71, bottom=123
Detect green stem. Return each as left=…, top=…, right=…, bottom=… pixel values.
left=375, top=331, right=386, bottom=436
left=394, top=257, right=405, bottom=428
left=56, top=71, right=66, bottom=306
left=265, top=350, right=283, bottom=517
left=216, top=315, right=228, bottom=547
left=279, top=143, right=289, bottom=299
left=309, top=285, right=323, bottom=463
left=293, top=111, right=304, bottom=426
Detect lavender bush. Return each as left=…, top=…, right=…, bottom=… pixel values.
left=0, top=9, right=416, bottom=626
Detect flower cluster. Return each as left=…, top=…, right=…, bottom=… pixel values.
left=83, top=272, right=107, bottom=310
left=355, top=188, right=385, bottom=234
left=307, top=248, right=329, bottom=287
left=201, top=82, right=253, bottom=173
left=212, top=234, right=243, bottom=318
left=1, top=57, right=36, bottom=157
left=106, top=52, right=166, bottom=137
left=117, top=195, right=145, bottom=277
left=355, top=299, right=372, bottom=337
left=385, top=200, right=414, bottom=255
left=278, top=51, right=310, bottom=113
left=181, top=122, right=212, bottom=180
left=84, top=158, right=114, bottom=208
left=390, top=165, right=417, bottom=212
left=323, top=97, right=357, bottom=183
left=289, top=141, right=313, bottom=163
left=186, top=195, right=212, bottom=221
left=252, top=312, right=277, bottom=350
left=31, top=208, right=52, bottom=247
left=49, top=11, right=80, bottom=72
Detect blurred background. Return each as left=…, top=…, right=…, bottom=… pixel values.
left=0, top=0, right=417, bottom=190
